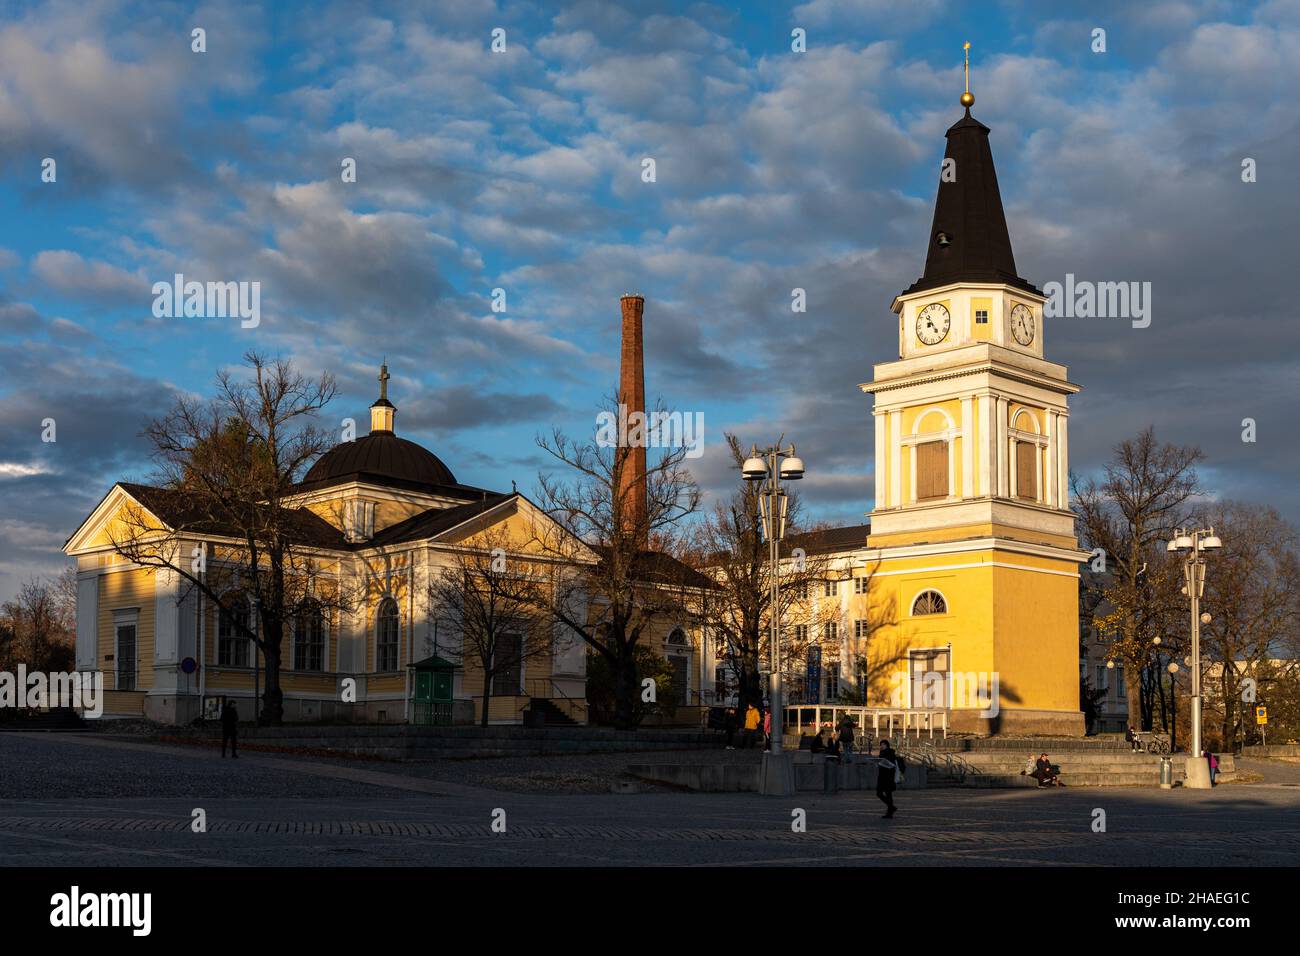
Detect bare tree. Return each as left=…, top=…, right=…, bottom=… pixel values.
left=0, top=574, right=76, bottom=674
left=107, top=352, right=349, bottom=725
left=691, top=433, right=884, bottom=716
left=533, top=393, right=702, bottom=730
left=1073, top=427, right=1203, bottom=729
left=427, top=526, right=555, bottom=727
left=1189, top=502, right=1300, bottom=748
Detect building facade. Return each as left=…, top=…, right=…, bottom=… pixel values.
left=63, top=370, right=707, bottom=726
left=856, top=99, right=1088, bottom=735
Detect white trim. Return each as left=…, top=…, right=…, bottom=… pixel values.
left=961, top=396, right=974, bottom=498
left=888, top=410, right=902, bottom=508
left=1045, top=410, right=1056, bottom=508
left=996, top=397, right=1009, bottom=496
left=112, top=608, right=140, bottom=691
left=870, top=560, right=1081, bottom=580
left=906, top=645, right=952, bottom=709
left=873, top=410, right=886, bottom=509
left=1010, top=407, right=1041, bottom=434
left=909, top=407, right=956, bottom=435
left=374, top=594, right=401, bottom=673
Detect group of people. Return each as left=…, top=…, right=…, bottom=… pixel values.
left=722, top=703, right=771, bottom=750
left=809, top=716, right=858, bottom=762
left=1022, top=752, right=1064, bottom=787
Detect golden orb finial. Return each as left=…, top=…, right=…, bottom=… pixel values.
left=961, top=41, right=974, bottom=108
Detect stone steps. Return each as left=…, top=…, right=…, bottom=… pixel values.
left=949, top=772, right=1163, bottom=788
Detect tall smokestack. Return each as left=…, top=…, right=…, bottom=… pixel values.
left=618, top=293, right=648, bottom=548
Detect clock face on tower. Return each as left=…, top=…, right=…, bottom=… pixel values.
left=1010, top=303, right=1035, bottom=346
left=916, top=303, right=951, bottom=345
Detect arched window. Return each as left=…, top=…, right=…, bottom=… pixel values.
left=667, top=627, right=688, bottom=646
left=294, top=599, right=325, bottom=672
left=218, top=596, right=252, bottom=667
left=376, top=597, right=399, bottom=672
left=911, top=590, right=948, bottom=616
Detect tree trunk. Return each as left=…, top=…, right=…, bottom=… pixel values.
left=1125, top=667, right=1143, bottom=728
left=260, top=624, right=284, bottom=725
left=481, top=669, right=493, bottom=728
left=612, top=646, right=638, bottom=731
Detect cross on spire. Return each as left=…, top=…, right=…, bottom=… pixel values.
left=378, top=360, right=389, bottom=402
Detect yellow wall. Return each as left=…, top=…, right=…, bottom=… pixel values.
left=970, top=296, right=993, bottom=340
left=97, top=567, right=155, bottom=691
left=860, top=547, right=1077, bottom=715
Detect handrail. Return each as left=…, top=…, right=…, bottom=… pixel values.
left=896, top=738, right=979, bottom=781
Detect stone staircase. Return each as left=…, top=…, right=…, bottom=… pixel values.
left=898, top=738, right=1235, bottom=788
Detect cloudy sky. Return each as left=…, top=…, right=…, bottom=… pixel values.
left=1, top=0, right=1297, bottom=600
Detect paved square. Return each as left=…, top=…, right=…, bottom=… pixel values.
left=2, top=733, right=1297, bottom=867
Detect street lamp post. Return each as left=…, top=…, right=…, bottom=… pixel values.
left=1168, top=527, right=1222, bottom=788
left=743, top=442, right=803, bottom=797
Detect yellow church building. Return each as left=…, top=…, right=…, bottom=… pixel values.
left=63, top=370, right=709, bottom=726
left=856, top=95, right=1088, bottom=735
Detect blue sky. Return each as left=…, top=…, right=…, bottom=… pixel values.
left=2, top=0, right=1298, bottom=599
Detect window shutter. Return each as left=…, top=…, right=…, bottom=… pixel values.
left=916, top=440, right=948, bottom=500
left=1016, top=441, right=1038, bottom=500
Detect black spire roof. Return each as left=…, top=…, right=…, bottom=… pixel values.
left=899, top=108, right=1039, bottom=298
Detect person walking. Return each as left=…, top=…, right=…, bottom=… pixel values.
left=723, top=707, right=738, bottom=750
left=220, top=699, right=239, bottom=759
left=1205, top=750, right=1219, bottom=785
left=741, top=703, right=760, bottom=749
left=763, top=706, right=772, bottom=750
left=875, top=739, right=904, bottom=818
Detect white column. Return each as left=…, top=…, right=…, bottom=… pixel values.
left=1009, top=436, right=1018, bottom=498
left=873, top=410, right=886, bottom=509
left=1058, top=414, right=1070, bottom=507
left=889, top=409, right=902, bottom=508
left=1044, top=410, right=1056, bottom=508
left=961, top=396, right=974, bottom=498
left=996, top=397, right=1009, bottom=497
left=978, top=393, right=992, bottom=496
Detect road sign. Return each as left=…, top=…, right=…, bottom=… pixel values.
left=1256, top=706, right=1268, bottom=725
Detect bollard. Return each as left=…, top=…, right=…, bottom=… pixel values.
left=824, top=759, right=839, bottom=794
left=1159, top=756, right=1173, bottom=789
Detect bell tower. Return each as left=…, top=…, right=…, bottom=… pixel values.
left=860, top=47, right=1088, bottom=735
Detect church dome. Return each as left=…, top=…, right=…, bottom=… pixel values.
left=301, top=361, right=457, bottom=490
left=302, top=432, right=457, bottom=488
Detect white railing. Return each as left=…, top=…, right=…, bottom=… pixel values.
left=784, top=705, right=948, bottom=741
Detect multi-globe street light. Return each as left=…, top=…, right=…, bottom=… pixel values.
left=1167, top=527, right=1222, bottom=788
left=742, top=442, right=803, bottom=797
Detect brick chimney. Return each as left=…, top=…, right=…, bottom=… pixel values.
left=617, top=293, right=648, bottom=548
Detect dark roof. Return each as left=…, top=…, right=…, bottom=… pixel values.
left=300, top=432, right=458, bottom=492
left=408, top=654, right=460, bottom=670
left=368, top=494, right=515, bottom=547
left=592, top=546, right=718, bottom=591
left=117, top=482, right=349, bottom=549
left=899, top=109, right=1039, bottom=298
left=780, top=523, right=871, bottom=557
